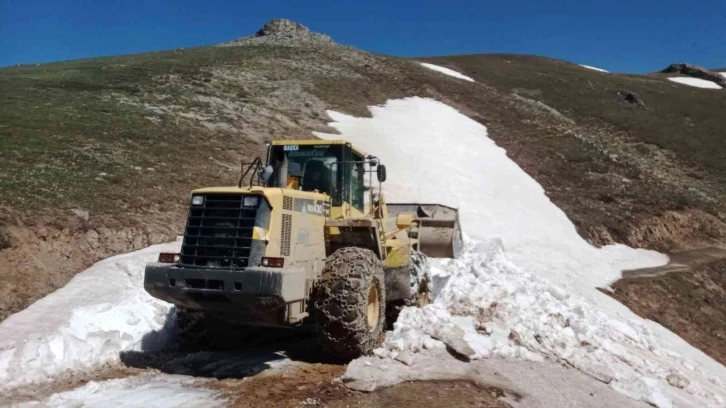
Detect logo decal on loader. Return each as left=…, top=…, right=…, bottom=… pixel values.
left=293, top=198, right=330, bottom=216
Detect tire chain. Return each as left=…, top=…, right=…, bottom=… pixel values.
left=312, top=247, right=386, bottom=360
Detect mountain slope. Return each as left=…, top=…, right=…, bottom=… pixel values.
left=1, top=21, right=725, bottom=322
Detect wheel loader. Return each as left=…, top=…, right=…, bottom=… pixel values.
left=144, top=140, right=462, bottom=359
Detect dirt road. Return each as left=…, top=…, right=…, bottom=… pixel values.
left=609, top=246, right=726, bottom=367
left=621, top=246, right=726, bottom=279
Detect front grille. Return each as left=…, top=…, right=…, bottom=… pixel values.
left=180, top=194, right=257, bottom=268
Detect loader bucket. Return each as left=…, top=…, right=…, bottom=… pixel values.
left=386, top=203, right=463, bottom=259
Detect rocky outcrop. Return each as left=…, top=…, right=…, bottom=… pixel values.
left=223, top=18, right=335, bottom=47
left=511, top=93, right=575, bottom=125
left=585, top=209, right=726, bottom=251
left=661, top=63, right=726, bottom=88
left=618, top=90, right=645, bottom=108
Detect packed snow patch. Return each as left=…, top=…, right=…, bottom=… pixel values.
left=580, top=64, right=609, bottom=73
left=317, top=97, right=726, bottom=408
left=0, top=241, right=181, bottom=391
left=420, top=62, right=475, bottom=82
left=668, top=77, right=723, bottom=89
left=18, top=373, right=224, bottom=408
left=346, top=351, right=651, bottom=407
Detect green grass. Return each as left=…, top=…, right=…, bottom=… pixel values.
left=0, top=46, right=290, bottom=213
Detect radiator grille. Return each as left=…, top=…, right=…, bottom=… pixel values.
left=281, top=213, right=292, bottom=256
left=283, top=195, right=293, bottom=211
left=180, top=194, right=257, bottom=268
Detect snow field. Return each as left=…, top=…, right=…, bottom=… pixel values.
left=317, top=97, right=726, bottom=408
left=668, top=77, right=723, bottom=89
left=0, top=241, right=181, bottom=390
left=580, top=64, right=610, bottom=73
left=420, top=62, right=475, bottom=82
left=318, top=97, right=665, bottom=293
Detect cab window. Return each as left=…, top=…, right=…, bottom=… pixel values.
left=268, top=144, right=342, bottom=204
left=350, top=153, right=365, bottom=211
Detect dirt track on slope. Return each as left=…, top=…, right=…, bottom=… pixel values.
left=608, top=247, right=726, bottom=366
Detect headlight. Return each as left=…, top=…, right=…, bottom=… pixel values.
left=243, top=196, right=259, bottom=207
left=191, top=196, right=204, bottom=206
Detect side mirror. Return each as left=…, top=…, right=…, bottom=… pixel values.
left=259, top=165, right=274, bottom=183
left=377, top=165, right=387, bottom=183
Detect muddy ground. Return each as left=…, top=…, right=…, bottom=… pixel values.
left=3, top=327, right=509, bottom=407
left=213, top=365, right=509, bottom=408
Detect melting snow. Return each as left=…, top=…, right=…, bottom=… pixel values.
left=0, top=241, right=181, bottom=390
left=420, top=62, right=475, bottom=82
left=18, top=374, right=224, bottom=408
left=668, top=77, right=723, bottom=89
left=317, top=97, right=726, bottom=408
left=580, top=64, right=610, bottom=73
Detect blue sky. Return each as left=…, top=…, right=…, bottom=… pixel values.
left=1, top=0, right=724, bottom=72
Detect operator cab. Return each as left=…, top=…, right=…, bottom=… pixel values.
left=266, top=141, right=368, bottom=211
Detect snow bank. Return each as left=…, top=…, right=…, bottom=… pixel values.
left=420, top=62, right=475, bottom=82
left=720, top=72, right=726, bottom=78
left=317, top=98, right=726, bottom=408
left=19, top=374, right=224, bottom=408
left=580, top=64, right=609, bottom=73
left=668, top=77, right=723, bottom=89
left=385, top=241, right=725, bottom=407
left=0, top=241, right=180, bottom=390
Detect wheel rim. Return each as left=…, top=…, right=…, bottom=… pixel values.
left=367, top=284, right=380, bottom=330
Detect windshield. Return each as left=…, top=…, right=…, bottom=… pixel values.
left=268, top=144, right=342, bottom=198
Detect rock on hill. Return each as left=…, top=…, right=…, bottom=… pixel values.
left=222, top=18, right=335, bottom=47
left=661, top=63, right=726, bottom=88
left=0, top=20, right=725, bottom=336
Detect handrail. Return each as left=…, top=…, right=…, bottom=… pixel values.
left=238, top=157, right=263, bottom=188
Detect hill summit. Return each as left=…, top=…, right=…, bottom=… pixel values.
left=223, top=18, right=334, bottom=47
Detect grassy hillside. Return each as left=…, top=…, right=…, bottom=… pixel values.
left=1, top=35, right=725, bottom=320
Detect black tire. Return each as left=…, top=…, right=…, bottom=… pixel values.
left=312, top=247, right=386, bottom=360
left=174, top=307, right=211, bottom=350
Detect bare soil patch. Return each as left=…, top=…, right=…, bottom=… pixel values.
left=213, top=366, right=509, bottom=408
